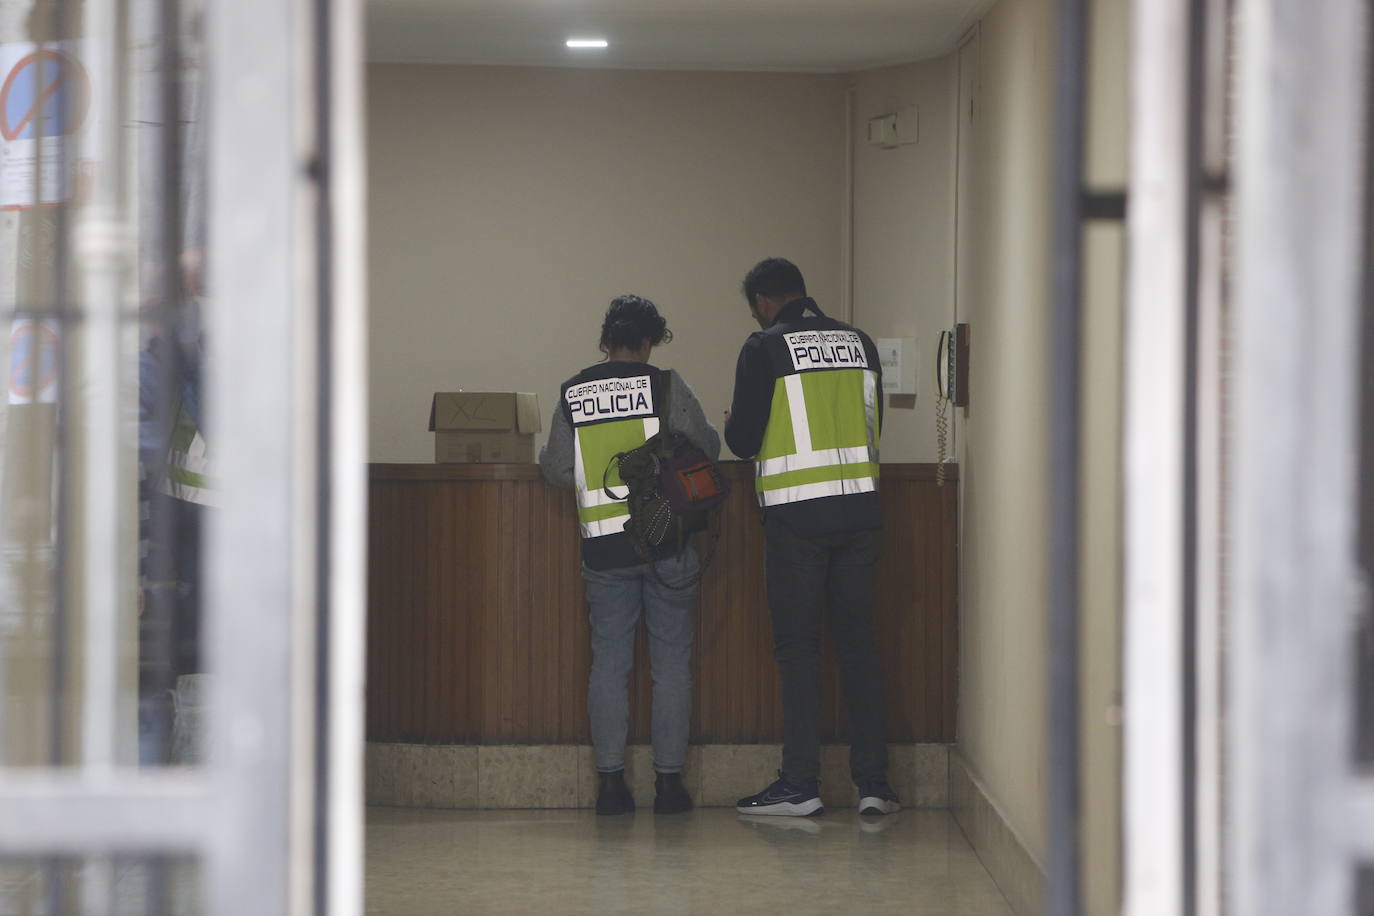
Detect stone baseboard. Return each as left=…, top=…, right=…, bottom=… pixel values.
left=950, top=751, right=1047, bottom=916
left=366, top=742, right=950, bottom=810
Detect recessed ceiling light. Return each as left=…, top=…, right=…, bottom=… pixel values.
left=566, top=39, right=609, bottom=50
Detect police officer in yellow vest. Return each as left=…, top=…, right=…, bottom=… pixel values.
left=138, top=291, right=213, bottom=764
left=726, top=258, right=900, bottom=818
left=540, top=295, right=720, bottom=816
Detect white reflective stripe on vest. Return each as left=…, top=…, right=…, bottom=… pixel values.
left=164, top=427, right=216, bottom=506
left=758, top=475, right=877, bottom=508
left=757, top=444, right=878, bottom=478
left=779, top=368, right=879, bottom=456
left=572, top=414, right=589, bottom=496
left=784, top=374, right=813, bottom=451
left=162, top=478, right=218, bottom=507
left=573, top=415, right=661, bottom=537
left=182, top=425, right=210, bottom=461
left=754, top=367, right=880, bottom=508
left=167, top=446, right=212, bottom=477
left=574, top=416, right=660, bottom=510
left=582, top=515, right=631, bottom=538
left=579, top=487, right=624, bottom=509
left=863, top=369, right=879, bottom=442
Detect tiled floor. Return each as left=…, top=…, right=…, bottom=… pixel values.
left=366, top=807, right=1013, bottom=915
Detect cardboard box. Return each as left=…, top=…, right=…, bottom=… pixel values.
left=428, top=392, right=541, bottom=464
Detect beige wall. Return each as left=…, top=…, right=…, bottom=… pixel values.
left=1079, top=0, right=1128, bottom=912
left=367, top=64, right=846, bottom=461
left=370, top=37, right=1130, bottom=913
left=955, top=0, right=1127, bottom=911
left=954, top=0, right=1056, bottom=873
left=849, top=58, right=959, bottom=462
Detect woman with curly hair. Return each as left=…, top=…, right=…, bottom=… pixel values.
left=539, top=294, right=719, bottom=816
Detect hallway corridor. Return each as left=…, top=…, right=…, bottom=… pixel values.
left=365, top=807, right=1013, bottom=915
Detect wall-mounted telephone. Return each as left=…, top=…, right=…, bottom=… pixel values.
left=934, top=324, right=970, bottom=486
left=936, top=324, right=970, bottom=408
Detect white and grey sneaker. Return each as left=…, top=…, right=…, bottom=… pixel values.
left=857, top=780, right=901, bottom=816
left=736, top=774, right=823, bottom=817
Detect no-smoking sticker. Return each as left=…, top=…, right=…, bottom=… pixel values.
left=8, top=319, right=60, bottom=405
left=0, top=49, right=91, bottom=142
left=0, top=41, right=95, bottom=211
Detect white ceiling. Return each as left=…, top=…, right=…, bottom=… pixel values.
left=367, top=0, right=997, bottom=72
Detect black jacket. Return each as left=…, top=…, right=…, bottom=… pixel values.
left=724, top=298, right=883, bottom=536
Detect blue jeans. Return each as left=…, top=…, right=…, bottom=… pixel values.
left=582, top=548, right=699, bottom=774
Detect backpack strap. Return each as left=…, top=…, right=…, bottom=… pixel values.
left=660, top=368, right=674, bottom=434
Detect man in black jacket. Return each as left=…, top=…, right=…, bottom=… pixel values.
left=726, top=258, right=900, bottom=818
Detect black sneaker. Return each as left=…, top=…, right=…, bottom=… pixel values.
left=857, top=779, right=901, bottom=816
left=736, top=773, right=823, bottom=817
left=653, top=771, right=694, bottom=814
left=596, top=770, right=635, bottom=816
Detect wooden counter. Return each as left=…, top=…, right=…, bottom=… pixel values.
left=367, top=461, right=958, bottom=745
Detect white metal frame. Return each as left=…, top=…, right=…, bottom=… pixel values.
left=0, top=0, right=365, bottom=910
left=322, top=0, right=368, bottom=910
left=1191, top=3, right=1232, bottom=915
left=1127, top=1, right=1372, bottom=912
left=1227, top=0, right=1372, bottom=912
left=203, top=0, right=319, bottom=908
left=1122, top=0, right=1189, bottom=912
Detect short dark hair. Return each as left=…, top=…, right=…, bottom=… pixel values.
left=742, top=258, right=807, bottom=308
left=599, top=295, right=672, bottom=356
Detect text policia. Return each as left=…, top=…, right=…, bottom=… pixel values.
left=784, top=330, right=869, bottom=372
left=566, top=375, right=656, bottom=424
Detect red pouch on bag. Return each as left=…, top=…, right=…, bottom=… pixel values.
left=661, top=449, right=730, bottom=515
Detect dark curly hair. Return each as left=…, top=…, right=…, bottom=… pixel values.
left=599, top=295, right=672, bottom=357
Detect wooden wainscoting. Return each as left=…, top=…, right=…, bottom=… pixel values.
left=367, top=462, right=958, bottom=745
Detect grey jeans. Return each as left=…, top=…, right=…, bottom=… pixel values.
left=582, top=547, right=699, bottom=774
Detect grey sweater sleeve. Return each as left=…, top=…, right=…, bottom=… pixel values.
left=666, top=369, right=721, bottom=460
left=538, top=401, right=576, bottom=489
